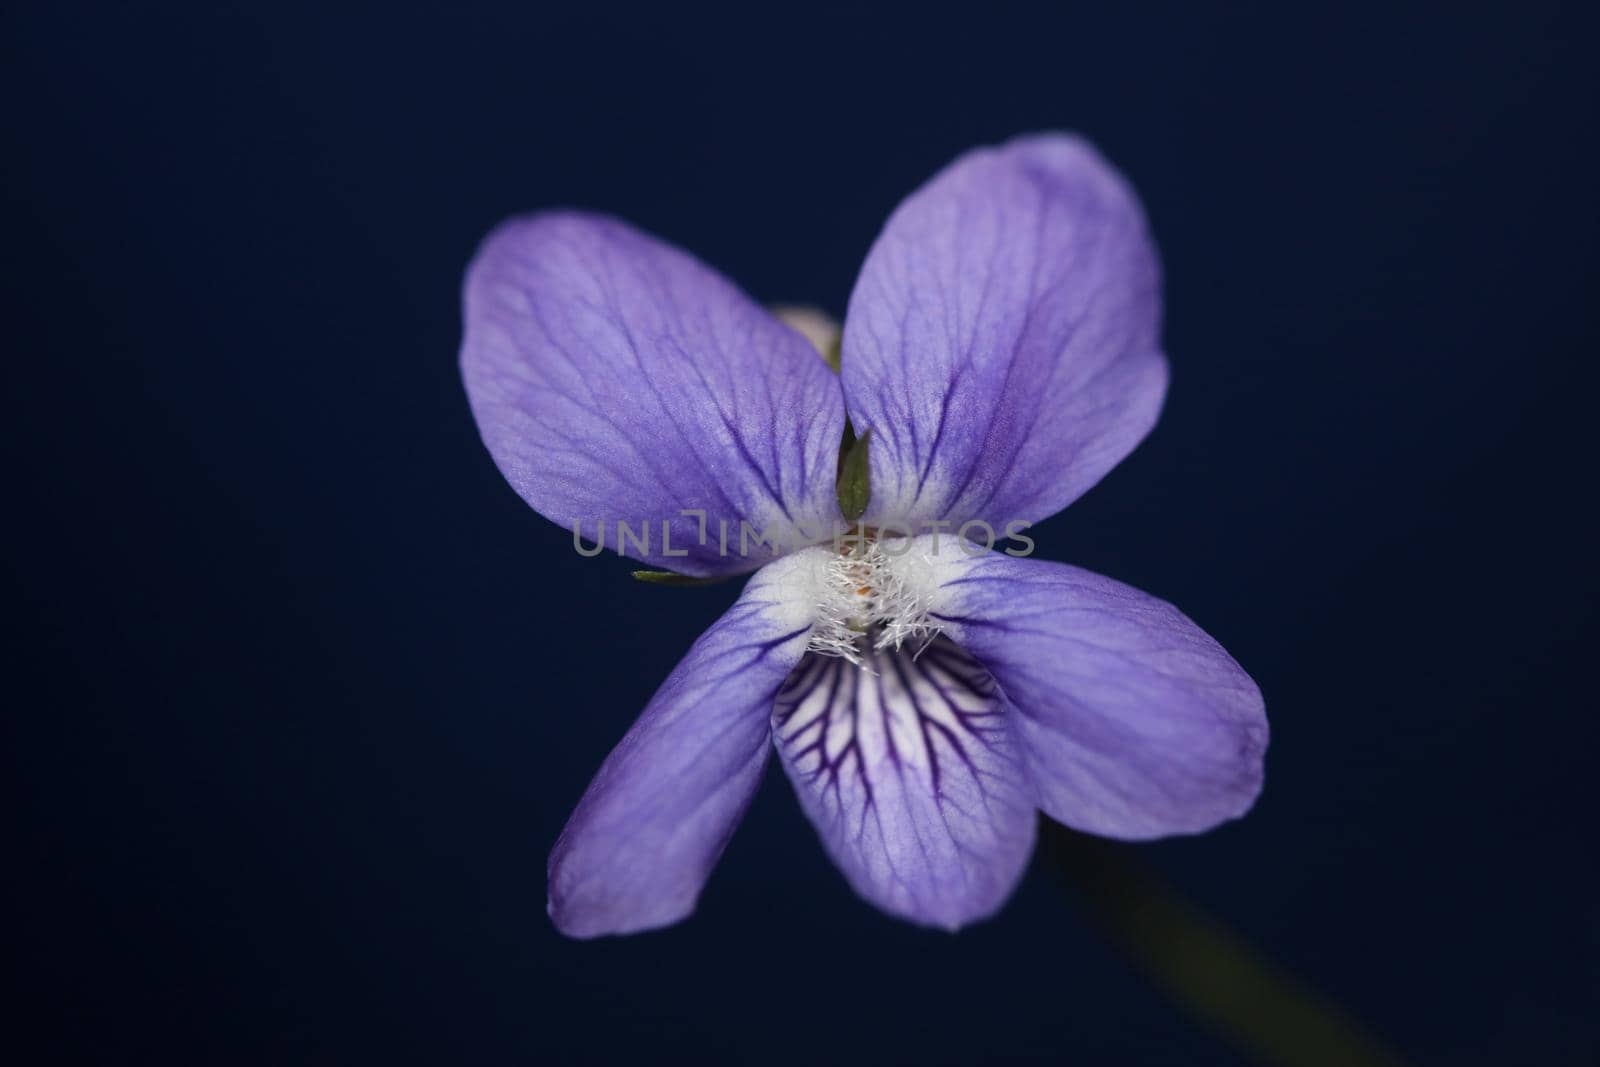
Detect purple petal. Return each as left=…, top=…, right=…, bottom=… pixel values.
left=933, top=550, right=1267, bottom=839
left=547, top=556, right=816, bottom=937
left=772, top=638, right=1036, bottom=930
left=841, top=133, right=1168, bottom=529
left=462, top=212, right=845, bottom=575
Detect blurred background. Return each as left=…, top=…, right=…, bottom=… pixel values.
left=4, top=2, right=1595, bottom=1063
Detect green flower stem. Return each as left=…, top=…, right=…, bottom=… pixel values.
left=1042, top=822, right=1408, bottom=1067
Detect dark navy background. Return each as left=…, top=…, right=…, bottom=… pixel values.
left=6, top=2, right=1596, bottom=1063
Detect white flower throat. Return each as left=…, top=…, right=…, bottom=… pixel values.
left=805, top=534, right=942, bottom=668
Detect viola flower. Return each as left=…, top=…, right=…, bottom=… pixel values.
left=461, top=133, right=1268, bottom=937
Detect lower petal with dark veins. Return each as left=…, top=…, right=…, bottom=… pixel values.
left=772, top=637, right=1036, bottom=930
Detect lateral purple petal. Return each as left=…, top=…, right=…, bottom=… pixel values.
left=841, top=133, right=1168, bottom=530
left=462, top=212, right=845, bottom=575
left=547, top=559, right=815, bottom=937
left=936, top=552, right=1267, bottom=839
left=772, top=638, right=1036, bottom=930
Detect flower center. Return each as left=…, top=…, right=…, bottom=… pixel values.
left=806, top=535, right=941, bottom=668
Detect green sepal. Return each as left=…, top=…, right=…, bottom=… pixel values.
left=630, top=570, right=727, bottom=587
left=835, top=424, right=872, bottom=522
left=821, top=333, right=842, bottom=374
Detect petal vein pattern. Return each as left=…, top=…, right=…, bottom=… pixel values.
left=773, top=637, right=1036, bottom=930
left=841, top=134, right=1169, bottom=530
left=461, top=212, right=844, bottom=574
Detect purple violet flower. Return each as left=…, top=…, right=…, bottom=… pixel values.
left=461, top=133, right=1268, bottom=937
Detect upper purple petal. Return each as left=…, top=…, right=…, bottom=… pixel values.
left=461, top=212, right=845, bottom=575
left=841, top=133, right=1168, bottom=530
left=934, top=550, right=1267, bottom=839
left=546, top=554, right=816, bottom=937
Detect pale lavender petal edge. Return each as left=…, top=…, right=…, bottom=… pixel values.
left=462, top=212, right=845, bottom=575
left=547, top=557, right=816, bottom=937
left=841, top=133, right=1168, bottom=531
left=933, top=550, right=1267, bottom=840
